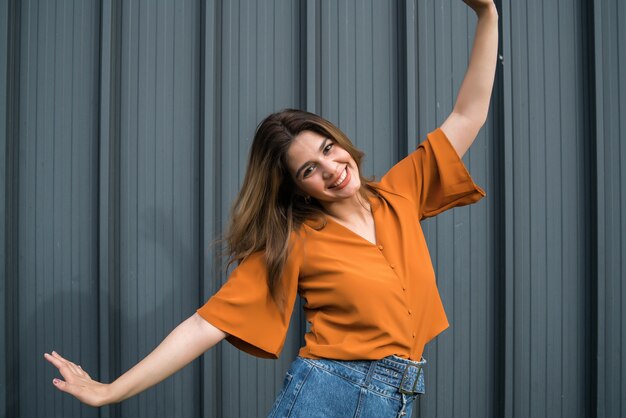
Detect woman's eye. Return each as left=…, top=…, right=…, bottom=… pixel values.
left=323, top=143, right=333, bottom=154
left=303, top=165, right=315, bottom=178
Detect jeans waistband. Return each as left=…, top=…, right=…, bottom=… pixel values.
left=376, top=355, right=426, bottom=395
left=302, top=355, right=426, bottom=395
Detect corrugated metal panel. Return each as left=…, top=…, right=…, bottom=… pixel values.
left=14, top=1, right=101, bottom=417
left=116, top=1, right=201, bottom=417
left=0, top=0, right=8, bottom=415
left=593, top=0, right=626, bottom=417
left=97, top=2, right=121, bottom=418
left=503, top=0, right=591, bottom=417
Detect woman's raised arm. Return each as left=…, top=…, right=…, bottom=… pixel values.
left=440, top=0, right=499, bottom=158
left=44, top=313, right=226, bottom=407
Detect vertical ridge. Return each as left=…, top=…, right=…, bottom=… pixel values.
left=98, top=0, right=121, bottom=416
left=0, top=0, right=12, bottom=416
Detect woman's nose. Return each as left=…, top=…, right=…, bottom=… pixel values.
left=321, top=164, right=335, bottom=180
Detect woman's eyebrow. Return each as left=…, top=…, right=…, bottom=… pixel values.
left=295, top=138, right=331, bottom=178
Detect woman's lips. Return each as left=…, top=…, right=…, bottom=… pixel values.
left=329, top=167, right=351, bottom=190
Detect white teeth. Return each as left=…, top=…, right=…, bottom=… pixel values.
left=332, top=168, right=347, bottom=187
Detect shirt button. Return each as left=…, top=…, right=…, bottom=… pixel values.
left=412, top=333, right=416, bottom=339
left=377, top=244, right=384, bottom=251
left=390, top=264, right=395, bottom=269
left=408, top=309, right=412, bottom=315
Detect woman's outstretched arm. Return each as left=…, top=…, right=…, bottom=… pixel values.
left=440, top=0, right=499, bottom=158
left=44, top=313, right=226, bottom=407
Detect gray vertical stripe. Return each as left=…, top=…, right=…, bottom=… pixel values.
left=117, top=1, right=201, bottom=417
left=503, top=0, right=591, bottom=417
left=15, top=1, right=101, bottom=417
left=593, top=0, right=626, bottom=417
left=0, top=0, right=9, bottom=415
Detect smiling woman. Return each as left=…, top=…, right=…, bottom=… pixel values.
left=287, top=132, right=361, bottom=199
left=44, top=0, right=498, bottom=416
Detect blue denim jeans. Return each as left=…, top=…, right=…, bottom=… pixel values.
left=267, top=355, right=426, bottom=418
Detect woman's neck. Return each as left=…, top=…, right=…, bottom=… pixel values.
left=321, top=193, right=371, bottom=224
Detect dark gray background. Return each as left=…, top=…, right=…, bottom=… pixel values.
left=1, top=0, right=623, bottom=417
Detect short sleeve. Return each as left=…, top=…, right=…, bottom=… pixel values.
left=379, top=128, right=486, bottom=219
left=197, top=240, right=302, bottom=359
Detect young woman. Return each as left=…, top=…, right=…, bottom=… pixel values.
left=45, top=1, right=498, bottom=416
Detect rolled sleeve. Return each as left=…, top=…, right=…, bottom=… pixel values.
left=197, top=246, right=301, bottom=359
left=380, top=128, right=485, bottom=219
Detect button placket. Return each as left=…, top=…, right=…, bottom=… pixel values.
left=375, top=241, right=405, bottom=294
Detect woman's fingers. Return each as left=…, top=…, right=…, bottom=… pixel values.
left=52, top=377, right=74, bottom=394
left=45, top=352, right=88, bottom=382
left=44, top=351, right=109, bottom=407
left=45, top=352, right=75, bottom=376
left=44, top=352, right=70, bottom=377
left=66, top=361, right=84, bottom=377
left=78, top=365, right=92, bottom=379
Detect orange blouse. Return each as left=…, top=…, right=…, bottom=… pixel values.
left=197, top=128, right=485, bottom=361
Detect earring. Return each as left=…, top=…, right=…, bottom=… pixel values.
left=304, top=195, right=311, bottom=204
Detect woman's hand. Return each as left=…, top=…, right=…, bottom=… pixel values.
left=44, top=351, right=111, bottom=407
left=463, top=0, right=497, bottom=16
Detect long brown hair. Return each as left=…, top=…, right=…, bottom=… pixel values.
left=225, top=109, right=377, bottom=299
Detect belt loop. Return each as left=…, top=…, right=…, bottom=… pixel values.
left=399, top=364, right=422, bottom=395
left=363, top=359, right=378, bottom=387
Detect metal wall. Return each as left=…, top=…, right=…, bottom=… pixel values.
left=6, top=2, right=101, bottom=418
left=501, top=0, right=594, bottom=417
left=593, top=1, right=626, bottom=417
left=1, top=1, right=623, bottom=417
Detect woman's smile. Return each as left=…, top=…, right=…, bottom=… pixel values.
left=328, top=166, right=350, bottom=190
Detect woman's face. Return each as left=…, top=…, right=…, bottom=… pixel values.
left=285, top=130, right=361, bottom=204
